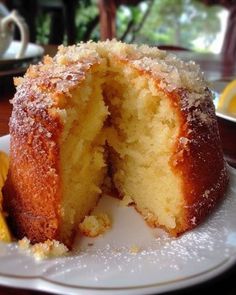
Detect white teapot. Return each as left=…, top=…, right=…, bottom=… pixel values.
left=0, top=3, right=29, bottom=58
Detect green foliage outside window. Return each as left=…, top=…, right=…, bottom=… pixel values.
left=35, top=0, right=226, bottom=53
left=36, top=12, right=51, bottom=44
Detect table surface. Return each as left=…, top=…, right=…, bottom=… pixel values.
left=0, top=46, right=236, bottom=295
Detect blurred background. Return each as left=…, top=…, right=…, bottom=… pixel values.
left=0, top=0, right=235, bottom=59
left=1, top=4, right=236, bottom=295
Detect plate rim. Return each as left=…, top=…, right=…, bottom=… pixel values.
left=0, top=251, right=235, bottom=295
left=215, top=110, right=236, bottom=123
left=0, top=42, right=44, bottom=77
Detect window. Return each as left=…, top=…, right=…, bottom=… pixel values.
left=116, top=0, right=229, bottom=53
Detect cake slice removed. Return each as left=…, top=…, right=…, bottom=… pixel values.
left=3, top=41, right=228, bottom=247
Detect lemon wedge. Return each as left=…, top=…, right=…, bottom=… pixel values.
left=0, top=214, right=11, bottom=242
left=0, top=151, right=11, bottom=242
left=218, top=79, right=236, bottom=114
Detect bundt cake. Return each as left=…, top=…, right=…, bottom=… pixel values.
left=3, top=40, right=228, bottom=247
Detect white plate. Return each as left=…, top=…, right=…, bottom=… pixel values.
left=0, top=41, right=44, bottom=76
left=0, top=134, right=236, bottom=295
left=0, top=41, right=44, bottom=64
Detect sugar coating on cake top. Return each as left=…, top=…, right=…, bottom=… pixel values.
left=54, top=40, right=207, bottom=93
left=12, top=39, right=211, bottom=130
left=11, top=39, right=212, bottom=137
left=15, top=40, right=207, bottom=95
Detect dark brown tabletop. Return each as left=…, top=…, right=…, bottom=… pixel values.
left=0, top=46, right=236, bottom=295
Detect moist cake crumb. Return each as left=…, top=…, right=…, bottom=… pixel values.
left=18, top=237, right=68, bottom=260
left=79, top=213, right=111, bottom=237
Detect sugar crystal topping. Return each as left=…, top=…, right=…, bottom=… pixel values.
left=11, top=39, right=210, bottom=116
left=54, top=40, right=207, bottom=94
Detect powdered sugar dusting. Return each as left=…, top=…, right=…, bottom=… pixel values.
left=10, top=39, right=214, bottom=140
left=0, top=168, right=235, bottom=291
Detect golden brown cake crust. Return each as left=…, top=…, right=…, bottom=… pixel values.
left=170, top=87, right=228, bottom=232
left=3, top=56, right=98, bottom=246
left=3, top=40, right=228, bottom=243
left=118, top=58, right=228, bottom=234
left=3, top=78, right=62, bottom=243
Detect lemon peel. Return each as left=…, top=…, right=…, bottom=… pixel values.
left=0, top=151, right=11, bottom=242
left=218, top=79, right=236, bottom=114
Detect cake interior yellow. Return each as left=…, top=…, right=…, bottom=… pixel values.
left=3, top=41, right=228, bottom=246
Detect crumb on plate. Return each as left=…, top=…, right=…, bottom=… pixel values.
left=119, top=194, right=134, bottom=207
left=79, top=213, right=111, bottom=237
left=18, top=237, right=68, bottom=260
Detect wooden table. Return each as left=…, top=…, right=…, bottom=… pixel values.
left=0, top=46, right=236, bottom=295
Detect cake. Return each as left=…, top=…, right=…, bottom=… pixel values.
left=3, top=40, right=228, bottom=247
left=79, top=213, right=111, bottom=237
